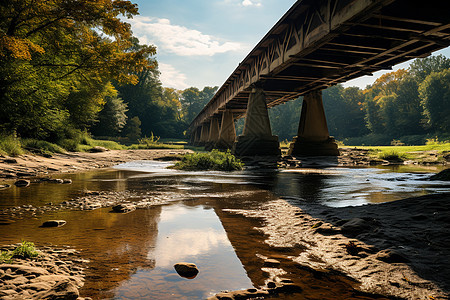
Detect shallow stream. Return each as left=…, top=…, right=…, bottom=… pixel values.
left=0, top=161, right=447, bottom=299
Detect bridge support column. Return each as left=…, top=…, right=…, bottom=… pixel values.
left=198, top=122, right=210, bottom=146
left=233, top=86, right=280, bottom=156
left=193, top=127, right=202, bottom=146
left=288, top=90, right=339, bottom=156
left=215, top=110, right=236, bottom=150
left=205, top=117, right=220, bottom=151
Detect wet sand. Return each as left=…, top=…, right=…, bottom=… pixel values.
left=221, top=193, right=450, bottom=299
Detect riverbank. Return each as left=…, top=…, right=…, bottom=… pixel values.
left=0, top=244, right=89, bottom=300
left=212, top=192, right=450, bottom=299
left=0, top=149, right=192, bottom=179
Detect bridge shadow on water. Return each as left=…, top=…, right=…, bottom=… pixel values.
left=242, top=167, right=450, bottom=297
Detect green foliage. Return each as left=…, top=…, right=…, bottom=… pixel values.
left=11, top=241, right=39, bottom=259
left=91, top=83, right=128, bottom=137
left=0, top=0, right=156, bottom=141
left=0, top=135, right=24, bottom=156
left=269, top=98, right=302, bottom=140
left=410, top=54, right=450, bottom=82
left=122, top=116, right=142, bottom=142
left=22, top=139, right=65, bottom=155
left=180, top=86, right=218, bottom=124
left=377, top=150, right=408, bottom=161
left=0, top=251, right=12, bottom=263
left=129, top=133, right=183, bottom=149
left=0, top=241, right=40, bottom=263
left=172, top=150, right=243, bottom=171
left=419, top=69, right=450, bottom=133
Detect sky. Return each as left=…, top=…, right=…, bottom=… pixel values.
left=128, top=0, right=450, bottom=90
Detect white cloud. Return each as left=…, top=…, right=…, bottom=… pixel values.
left=129, top=16, right=242, bottom=56
left=158, top=63, right=189, bottom=90
left=242, top=0, right=262, bottom=6
left=149, top=228, right=229, bottom=267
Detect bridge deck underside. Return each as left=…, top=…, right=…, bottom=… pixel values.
left=191, top=0, right=450, bottom=129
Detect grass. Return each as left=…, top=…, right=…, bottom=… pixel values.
left=0, top=135, right=24, bottom=156
left=0, top=133, right=183, bottom=156
left=171, top=149, right=244, bottom=171
left=377, top=150, right=409, bottom=161
left=0, top=241, right=40, bottom=263
left=343, top=142, right=450, bottom=163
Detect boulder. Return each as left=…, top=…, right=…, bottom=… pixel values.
left=41, top=220, right=67, bottom=228
left=375, top=249, right=409, bottom=263
left=14, top=179, right=30, bottom=187
left=89, top=146, right=108, bottom=153
left=428, top=168, right=450, bottom=181
left=32, top=279, right=79, bottom=300
left=111, top=203, right=136, bottom=213
left=174, top=262, right=199, bottom=279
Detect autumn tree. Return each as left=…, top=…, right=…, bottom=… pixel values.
left=0, top=0, right=155, bottom=140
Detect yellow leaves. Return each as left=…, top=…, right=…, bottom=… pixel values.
left=0, top=35, right=45, bottom=60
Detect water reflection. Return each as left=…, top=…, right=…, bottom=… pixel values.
left=113, top=204, right=253, bottom=300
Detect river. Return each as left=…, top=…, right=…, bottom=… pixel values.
left=0, top=161, right=447, bottom=299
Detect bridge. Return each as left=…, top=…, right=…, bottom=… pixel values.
left=188, top=0, right=450, bottom=156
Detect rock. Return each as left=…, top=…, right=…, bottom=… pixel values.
left=263, top=258, right=281, bottom=267
left=174, top=262, right=199, bottom=279
left=340, top=218, right=376, bottom=235
left=49, top=178, right=64, bottom=184
left=32, top=279, right=79, bottom=300
left=14, top=179, right=30, bottom=187
left=0, top=184, right=11, bottom=190
left=3, top=158, right=17, bottom=164
left=428, top=168, right=450, bottom=181
left=0, top=264, right=49, bottom=276
left=375, top=249, right=409, bottom=263
left=41, top=220, right=67, bottom=228
left=89, top=146, right=108, bottom=153
left=111, top=203, right=136, bottom=213
left=62, top=179, right=72, bottom=184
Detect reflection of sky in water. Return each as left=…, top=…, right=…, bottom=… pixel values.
left=113, top=204, right=253, bottom=299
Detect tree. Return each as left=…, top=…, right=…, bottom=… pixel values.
left=0, top=0, right=155, bottom=139
left=410, top=54, right=450, bottom=82
left=419, top=69, right=450, bottom=133
left=180, top=86, right=218, bottom=124
left=269, top=97, right=302, bottom=141
left=91, top=83, right=128, bottom=137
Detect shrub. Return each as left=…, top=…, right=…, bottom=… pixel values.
left=378, top=150, right=408, bottom=161
left=0, top=241, right=40, bottom=263
left=11, top=241, right=40, bottom=259
left=22, top=139, right=65, bottom=154
left=172, top=150, right=244, bottom=171
left=0, top=135, right=24, bottom=156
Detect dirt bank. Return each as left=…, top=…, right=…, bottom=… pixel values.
left=0, top=149, right=192, bottom=179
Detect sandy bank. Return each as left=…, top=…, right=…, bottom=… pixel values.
left=219, top=193, right=450, bottom=299
left=0, top=149, right=192, bottom=179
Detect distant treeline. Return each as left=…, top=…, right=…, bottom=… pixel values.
left=269, top=54, right=450, bottom=145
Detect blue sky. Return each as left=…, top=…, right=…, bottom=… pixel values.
left=128, top=0, right=450, bottom=90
